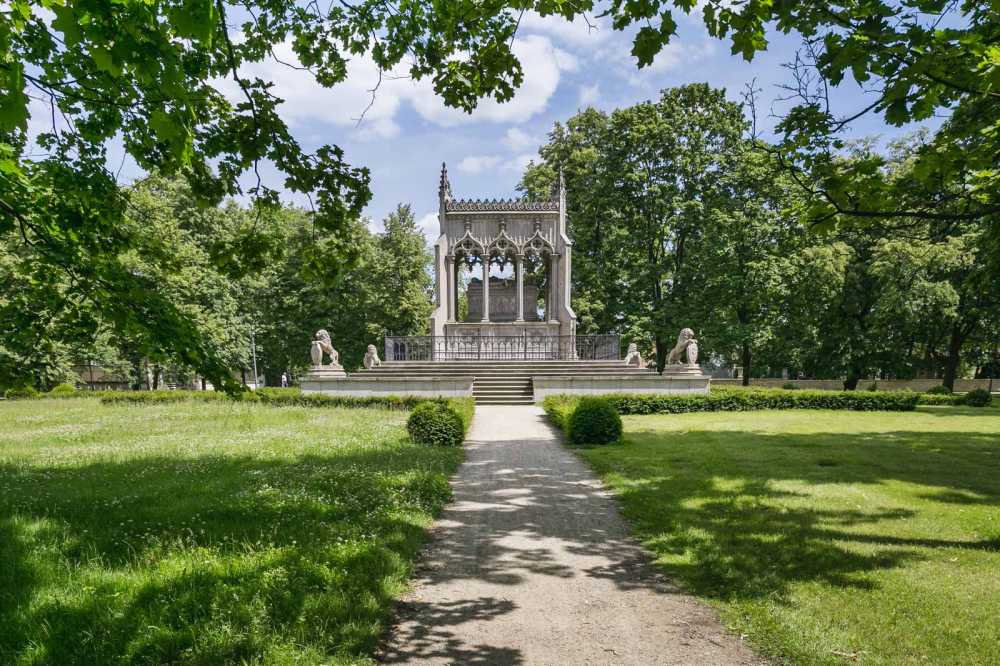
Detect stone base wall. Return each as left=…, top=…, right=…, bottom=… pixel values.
left=533, top=375, right=709, bottom=401
left=300, top=377, right=473, bottom=398
left=713, top=378, right=996, bottom=392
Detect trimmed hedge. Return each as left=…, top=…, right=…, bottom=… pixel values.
left=99, top=388, right=477, bottom=427
left=406, top=400, right=466, bottom=446
left=926, top=385, right=952, bottom=395
left=544, top=388, right=920, bottom=418
left=255, top=387, right=423, bottom=410
left=567, top=397, right=622, bottom=445
left=963, top=388, right=992, bottom=407
left=4, top=386, right=39, bottom=400
left=100, top=390, right=227, bottom=405
left=915, top=393, right=965, bottom=406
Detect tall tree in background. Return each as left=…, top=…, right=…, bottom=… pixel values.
left=523, top=84, right=779, bottom=370
left=691, top=148, right=803, bottom=385
left=254, top=203, right=431, bottom=384
left=3, top=0, right=995, bottom=384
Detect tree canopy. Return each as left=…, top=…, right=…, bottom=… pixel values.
left=1, top=0, right=996, bottom=385
left=523, top=84, right=999, bottom=388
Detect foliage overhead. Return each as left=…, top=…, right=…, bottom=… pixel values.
left=1, top=0, right=997, bottom=385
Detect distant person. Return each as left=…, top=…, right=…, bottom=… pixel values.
left=281, top=372, right=288, bottom=388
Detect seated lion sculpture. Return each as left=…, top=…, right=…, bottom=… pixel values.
left=667, top=327, right=699, bottom=366
left=363, top=344, right=382, bottom=369
left=623, top=342, right=643, bottom=367
left=310, top=329, right=340, bottom=367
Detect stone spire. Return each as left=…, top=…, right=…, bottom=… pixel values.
left=557, top=167, right=567, bottom=234
left=438, top=162, right=452, bottom=205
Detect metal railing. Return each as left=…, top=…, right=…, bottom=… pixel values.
left=384, top=334, right=620, bottom=361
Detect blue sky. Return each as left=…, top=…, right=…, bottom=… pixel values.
left=280, top=10, right=921, bottom=241
left=26, top=8, right=930, bottom=243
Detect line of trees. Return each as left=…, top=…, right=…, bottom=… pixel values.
left=0, top=176, right=430, bottom=392
left=520, top=84, right=999, bottom=389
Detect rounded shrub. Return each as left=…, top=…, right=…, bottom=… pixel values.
left=781, top=382, right=799, bottom=390
left=962, top=388, right=992, bottom=407
left=48, top=383, right=77, bottom=397
left=407, top=400, right=464, bottom=447
left=926, top=385, right=952, bottom=395
left=568, top=397, right=622, bottom=445
left=4, top=386, right=39, bottom=400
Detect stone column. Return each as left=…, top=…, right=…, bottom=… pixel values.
left=481, top=258, right=491, bottom=322
left=444, top=255, right=455, bottom=322
left=515, top=254, right=525, bottom=322
left=453, top=259, right=461, bottom=322
left=548, top=254, right=559, bottom=322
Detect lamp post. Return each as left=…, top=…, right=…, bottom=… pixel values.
left=250, top=325, right=259, bottom=390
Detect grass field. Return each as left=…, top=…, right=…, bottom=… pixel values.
left=579, top=405, right=1000, bottom=666
left=0, top=398, right=462, bottom=665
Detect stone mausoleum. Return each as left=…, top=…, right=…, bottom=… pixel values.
left=301, top=164, right=709, bottom=403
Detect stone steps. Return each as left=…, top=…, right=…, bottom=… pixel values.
left=472, top=375, right=534, bottom=405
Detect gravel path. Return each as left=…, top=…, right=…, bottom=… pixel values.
left=380, top=405, right=761, bottom=665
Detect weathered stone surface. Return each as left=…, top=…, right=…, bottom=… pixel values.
left=299, top=376, right=472, bottom=397
left=533, top=374, right=710, bottom=400
left=363, top=344, right=382, bottom=369
left=623, top=342, right=643, bottom=367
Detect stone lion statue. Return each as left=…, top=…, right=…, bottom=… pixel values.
left=310, top=329, right=340, bottom=367
left=363, top=344, right=382, bottom=369
left=623, top=342, right=643, bottom=367
left=667, top=327, right=699, bottom=366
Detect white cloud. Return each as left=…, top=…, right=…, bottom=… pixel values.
left=578, top=83, right=601, bottom=106
left=519, top=11, right=613, bottom=47
left=503, top=127, right=539, bottom=152
left=645, top=38, right=717, bottom=73
left=406, top=35, right=577, bottom=126
left=227, top=35, right=576, bottom=139
left=504, top=152, right=536, bottom=174
left=416, top=212, right=440, bottom=244
left=457, top=155, right=503, bottom=174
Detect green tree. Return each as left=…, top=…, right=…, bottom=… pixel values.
left=524, top=85, right=751, bottom=368
left=691, top=148, right=803, bottom=384
left=254, top=204, right=431, bottom=382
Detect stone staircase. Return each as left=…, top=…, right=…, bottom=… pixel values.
left=354, top=360, right=655, bottom=405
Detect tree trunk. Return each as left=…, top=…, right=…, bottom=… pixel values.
left=942, top=324, right=965, bottom=391
left=130, top=357, right=143, bottom=390
left=655, top=333, right=667, bottom=373
left=741, top=339, right=751, bottom=387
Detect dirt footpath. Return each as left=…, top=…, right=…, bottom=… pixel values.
left=380, top=405, right=761, bottom=665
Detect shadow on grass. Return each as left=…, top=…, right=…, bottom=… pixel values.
left=0, top=443, right=462, bottom=665
left=587, top=427, right=1000, bottom=602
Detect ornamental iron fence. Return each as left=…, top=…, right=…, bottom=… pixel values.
left=384, top=334, right=620, bottom=361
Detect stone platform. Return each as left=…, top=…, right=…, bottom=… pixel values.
left=329, top=360, right=710, bottom=405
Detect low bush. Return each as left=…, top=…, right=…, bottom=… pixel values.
left=782, top=382, right=799, bottom=390
left=567, top=397, right=622, bottom=445
left=256, top=388, right=423, bottom=410
left=962, top=388, right=993, bottom=407
left=447, top=397, right=475, bottom=434
left=542, top=395, right=576, bottom=432
left=100, top=390, right=226, bottom=405
left=407, top=400, right=465, bottom=446
left=915, top=393, right=965, bottom=406
left=48, top=383, right=77, bottom=396
left=4, top=386, right=39, bottom=400
left=926, top=385, right=952, bottom=395
left=543, top=388, right=920, bottom=418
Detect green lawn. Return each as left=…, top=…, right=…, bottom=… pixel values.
left=580, top=405, right=1000, bottom=666
left=0, top=398, right=462, bottom=665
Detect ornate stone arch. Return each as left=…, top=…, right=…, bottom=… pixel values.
left=486, top=221, right=518, bottom=268
left=521, top=221, right=554, bottom=258
left=452, top=229, right=485, bottom=265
